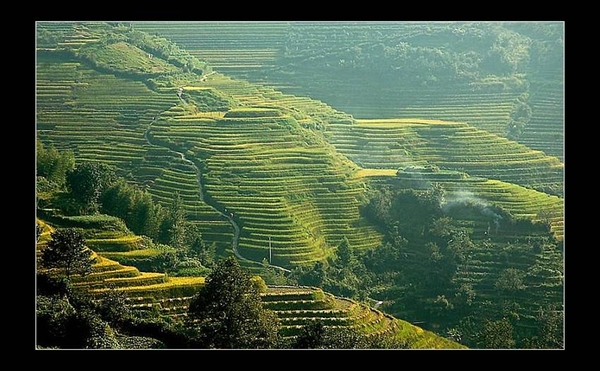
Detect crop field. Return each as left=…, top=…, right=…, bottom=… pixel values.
left=37, top=216, right=459, bottom=348
left=133, top=22, right=288, bottom=80
left=327, top=118, right=563, bottom=196
left=151, top=106, right=381, bottom=267
left=37, top=23, right=562, bottom=268
left=519, top=79, right=564, bottom=161
left=137, top=22, right=563, bottom=160
left=36, top=51, right=233, bottom=253
left=36, top=22, right=563, bottom=348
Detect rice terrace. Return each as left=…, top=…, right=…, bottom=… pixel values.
left=35, top=21, right=564, bottom=349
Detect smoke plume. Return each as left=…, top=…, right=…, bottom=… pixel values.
left=441, top=190, right=503, bottom=232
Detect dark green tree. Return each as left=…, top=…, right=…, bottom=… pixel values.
left=41, top=228, right=95, bottom=280
left=100, top=179, right=135, bottom=223
left=159, top=193, right=187, bottom=249
left=64, top=307, right=119, bottom=349
left=36, top=223, right=43, bottom=243
left=67, top=162, right=116, bottom=213
left=37, top=140, right=75, bottom=188
left=320, top=326, right=367, bottom=349
left=335, top=237, right=355, bottom=268
left=292, top=261, right=327, bottom=287
left=134, top=192, right=163, bottom=239
left=495, top=268, right=526, bottom=293
left=187, top=257, right=279, bottom=348
left=479, top=318, right=515, bottom=349
left=537, top=306, right=563, bottom=349
left=185, top=223, right=205, bottom=254
left=292, top=321, right=326, bottom=349
left=292, top=321, right=367, bottom=349
left=101, top=179, right=164, bottom=239
left=95, top=288, right=132, bottom=327
left=37, top=295, right=76, bottom=347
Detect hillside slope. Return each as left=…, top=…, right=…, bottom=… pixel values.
left=37, top=22, right=382, bottom=269
left=37, top=217, right=462, bottom=348
left=37, top=22, right=563, bottom=348
left=135, top=21, right=563, bottom=160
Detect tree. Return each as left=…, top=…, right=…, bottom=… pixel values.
left=64, top=307, right=119, bottom=349
left=524, top=305, right=563, bottom=349
left=36, top=223, right=43, bottom=243
left=479, top=318, right=515, bottom=349
left=187, top=257, right=279, bottom=348
left=100, top=179, right=165, bottom=239
left=292, top=321, right=367, bottom=349
left=495, top=268, right=526, bottom=293
left=447, top=231, right=475, bottom=264
left=37, top=295, right=76, bottom=347
left=292, top=261, right=327, bottom=287
left=335, top=237, right=355, bottom=268
left=292, top=321, right=326, bottom=349
left=158, top=193, right=187, bottom=249
left=41, top=228, right=95, bottom=279
left=320, top=325, right=367, bottom=349
left=95, top=288, right=132, bottom=327
left=37, top=140, right=75, bottom=188
left=67, top=162, right=116, bottom=213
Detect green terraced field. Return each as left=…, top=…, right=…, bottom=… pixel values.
left=327, top=118, right=563, bottom=196
left=37, top=48, right=233, bottom=254
left=37, top=23, right=383, bottom=268
left=37, top=22, right=562, bottom=269
left=37, top=22, right=562, bottom=348
left=133, top=22, right=288, bottom=80
left=137, top=22, right=562, bottom=160
left=37, top=216, right=460, bottom=348
left=151, top=104, right=381, bottom=267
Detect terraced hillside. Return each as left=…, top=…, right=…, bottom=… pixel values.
left=137, top=21, right=563, bottom=160
left=36, top=217, right=206, bottom=314
left=518, top=77, right=564, bottom=161
left=327, top=118, right=563, bottom=197
left=37, top=22, right=562, bottom=347
left=133, top=22, right=288, bottom=80
left=37, top=217, right=461, bottom=348
left=37, top=23, right=383, bottom=270
left=372, top=200, right=564, bottom=341
left=37, top=21, right=563, bottom=265
left=37, top=23, right=234, bottom=255
left=151, top=102, right=381, bottom=267
left=259, top=286, right=463, bottom=348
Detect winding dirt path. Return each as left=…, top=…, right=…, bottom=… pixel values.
left=144, top=115, right=290, bottom=273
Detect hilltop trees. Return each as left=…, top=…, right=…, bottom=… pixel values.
left=292, top=321, right=367, bottom=349
left=187, top=257, right=279, bottom=348
left=40, top=228, right=95, bottom=280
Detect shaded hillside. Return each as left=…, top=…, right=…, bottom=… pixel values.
left=37, top=217, right=462, bottom=348
left=135, top=21, right=564, bottom=160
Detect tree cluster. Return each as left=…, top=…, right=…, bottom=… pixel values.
left=36, top=141, right=75, bottom=192
left=280, top=23, right=545, bottom=87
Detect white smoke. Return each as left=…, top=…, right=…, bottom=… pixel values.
left=441, top=190, right=503, bottom=232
